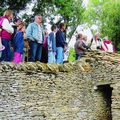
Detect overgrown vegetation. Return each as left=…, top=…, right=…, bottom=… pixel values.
left=0, top=0, right=120, bottom=50
left=84, top=0, right=120, bottom=50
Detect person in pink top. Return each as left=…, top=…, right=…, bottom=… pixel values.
left=0, top=10, right=14, bottom=61
left=101, top=36, right=116, bottom=53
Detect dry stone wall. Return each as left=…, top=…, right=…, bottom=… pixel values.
left=0, top=51, right=120, bottom=120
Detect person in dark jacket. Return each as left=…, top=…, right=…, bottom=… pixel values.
left=74, top=34, right=88, bottom=60
left=56, top=23, right=66, bottom=64
left=13, top=22, right=25, bottom=64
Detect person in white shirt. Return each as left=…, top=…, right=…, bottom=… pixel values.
left=89, top=32, right=102, bottom=51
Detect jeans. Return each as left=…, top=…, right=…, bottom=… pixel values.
left=56, top=47, right=64, bottom=64
left=29, top=41, right=42, bottom=62
left=76, top=53, right=84, bottom=60
left=48, top=51, right=56, bottom=63
left=0, top=38, right=11, bottom=62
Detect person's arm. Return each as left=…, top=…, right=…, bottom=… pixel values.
left=26, top=24, right=34, bottom=41
left=2, top=19, right=14, bottom=34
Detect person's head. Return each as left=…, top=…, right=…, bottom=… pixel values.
left=34, top=15, right=42, bottom=24
left=3, top=10, right=14, bottom=21
left=13, top=18, right=22, bottom=26
left=59, top=23, right=65, bottom=31
left=95, top=32, right=100, bottom=40
left=103, top=36, right=108, bottom=41
left=83, top=35, right=87, bottom=41
left=17, top=22, right=25, bottom=32
left=76, top=33, right=83, bottom=40
left=51, top=25, right=57, bottom=32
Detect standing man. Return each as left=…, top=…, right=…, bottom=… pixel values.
left=26, top=15, right=44, bottom=62
left=56, top=23, right=66, bottom=64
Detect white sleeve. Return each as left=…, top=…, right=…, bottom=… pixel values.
left=2, top=19, right=14, bottom=34
left=101, top=41, right=107, bottom=51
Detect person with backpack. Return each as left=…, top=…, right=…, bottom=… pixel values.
left=13, top=22, right=25, bottom=64
left=0, top=10, right=14, bottom=61
left=48, top=25, right=57, bottom=63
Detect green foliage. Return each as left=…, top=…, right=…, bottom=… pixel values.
left=0, top=7, right=6, bottom=16
left=0, top=0, right=31, bottom=12
left=68, top=48, right=76, bottom=62
left=33, top=0, right=85, bottom=39
left=84, top=0, right=120, bottom=50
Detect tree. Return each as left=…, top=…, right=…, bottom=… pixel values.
left=0, top=0, right=32, bottom=13
left=84, top=0, right=120, bottom=50
left=33, top=0, right=85, bottom=39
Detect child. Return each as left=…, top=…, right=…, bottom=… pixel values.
left=48, top=25, right=57, bottom=63
left=13, top=22, right=25, bottom=64
left=74, top=34, right=88, bottom=60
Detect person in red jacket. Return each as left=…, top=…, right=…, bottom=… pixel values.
left=101, top=36, right=116, bottom=53
left=0, top=10, right=14, bottom=61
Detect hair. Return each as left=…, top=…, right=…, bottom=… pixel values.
left=17, top=21, right=25, bottom=31
left=77, top=33, right=83, bottom=39
left=13, top=17, right=22, bottom=23
left=3, top=10, right=13, bottom=17
left=95, top=32, right=100, bottom=37
left=83, top=35, right=87, bottom=41
left=59, top=23, right=65, bottom=29
left=19, top=21, right=25, bottom=26
left=51, top=25, right=57, bottom=31
left=35, top=15, right=42, bottom=20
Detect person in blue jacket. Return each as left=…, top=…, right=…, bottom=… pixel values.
left=48, top=25, right=57, bottom=63
left=56, top=23, right=66, bottom=64
left=26, top=15, right=44, bottom=62
left=13, top=22, right=25, bottom=64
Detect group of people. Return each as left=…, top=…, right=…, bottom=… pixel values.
left=0, top=9, right=116, bottom=64
left=0, top=10, right=67, bottom=64
left=74, top=32, right=116, bottom=60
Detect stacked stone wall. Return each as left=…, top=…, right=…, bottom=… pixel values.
left=0, top=52, right=120, bottom=120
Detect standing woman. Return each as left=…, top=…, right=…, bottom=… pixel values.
left=0, top=10, right=14, bottom=61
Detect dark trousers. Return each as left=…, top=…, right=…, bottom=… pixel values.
left=41, top=47, right=48, bottom=63
left=0, top=38, right=11, bottom=62
left=28, top=41, right=42, bottom=62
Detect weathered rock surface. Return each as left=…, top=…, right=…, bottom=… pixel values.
left=0, top=51, right=120, bottom=120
